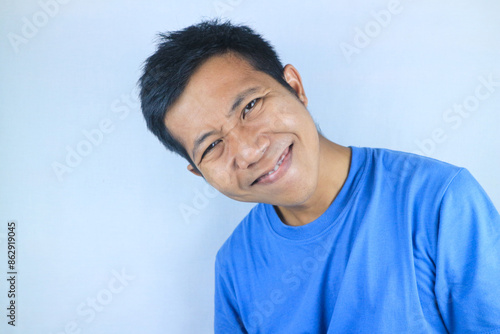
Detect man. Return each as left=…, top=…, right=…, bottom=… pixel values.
left=139, top=20, right=500, bottom=333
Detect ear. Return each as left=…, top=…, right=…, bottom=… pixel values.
left=283, top=64, right=308, bottom=107
left=187, top=164, right=203, bottom=177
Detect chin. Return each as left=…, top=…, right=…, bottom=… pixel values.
left=271, top=184, right=317, bottom=207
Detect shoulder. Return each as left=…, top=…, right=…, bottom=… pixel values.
left=364, top=147, right=463, bottom=185
left=439, top=167, right=498, bottom=217
left=353, top=147, right=466, bottom=207
left=215, top=203, right=269, bottom=268
left=367, top=147, right=461, bottom=173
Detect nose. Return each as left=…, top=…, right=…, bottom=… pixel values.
left=230, top=129, right=269, bottom=169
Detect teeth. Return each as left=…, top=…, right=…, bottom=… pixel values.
left=266, top=150, right=287, bottom=176
left=278, top=152, right=286, bottom=164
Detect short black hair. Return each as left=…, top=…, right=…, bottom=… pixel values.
left=138, top=19, right=296, bottom=171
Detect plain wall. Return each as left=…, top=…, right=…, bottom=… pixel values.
left=1, top=0, right=499, bottom=333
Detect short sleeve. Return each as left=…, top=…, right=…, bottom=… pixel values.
left=435, top=168, right=500, bottom=333
left=214, top=257, right=247, bottom=333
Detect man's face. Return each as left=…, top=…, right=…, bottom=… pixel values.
left=165, top=53, right=321, bottom=207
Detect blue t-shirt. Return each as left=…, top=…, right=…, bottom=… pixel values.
left=214, top=147, right=500, bottom=333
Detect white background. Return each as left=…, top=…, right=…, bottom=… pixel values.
left=1, top=0, right=499, bottom=333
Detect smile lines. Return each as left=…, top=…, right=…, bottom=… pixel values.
left=251, top=144, right=292, bottom=185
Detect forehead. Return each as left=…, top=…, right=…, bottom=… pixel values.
left=164, top=53, right=274, bottom=151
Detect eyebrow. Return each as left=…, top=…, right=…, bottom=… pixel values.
left=191, top=86, right=261, bottom=162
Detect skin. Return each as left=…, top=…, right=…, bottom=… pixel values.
left=165, top=52, right=351, bottom=226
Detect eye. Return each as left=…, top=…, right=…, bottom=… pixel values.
left=200, top=139, right=222, bottom=161
left=242, top=98, right=260, bottom=119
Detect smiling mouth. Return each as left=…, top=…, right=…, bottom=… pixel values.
left=251, top=144, right=293, bottom=186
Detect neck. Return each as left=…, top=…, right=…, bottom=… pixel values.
left=275, top=136, right=351, bottom=227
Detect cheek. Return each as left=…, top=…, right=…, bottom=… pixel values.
left=263, top=103, right=295, bottom=130
left=203, top=167, right=237, bottom=194
left=270, top=101, right=315, bottom=134
left=205, top=169, right=228, bottom=186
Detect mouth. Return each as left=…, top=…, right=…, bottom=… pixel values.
left=251, top=144, right=293, bottom=186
